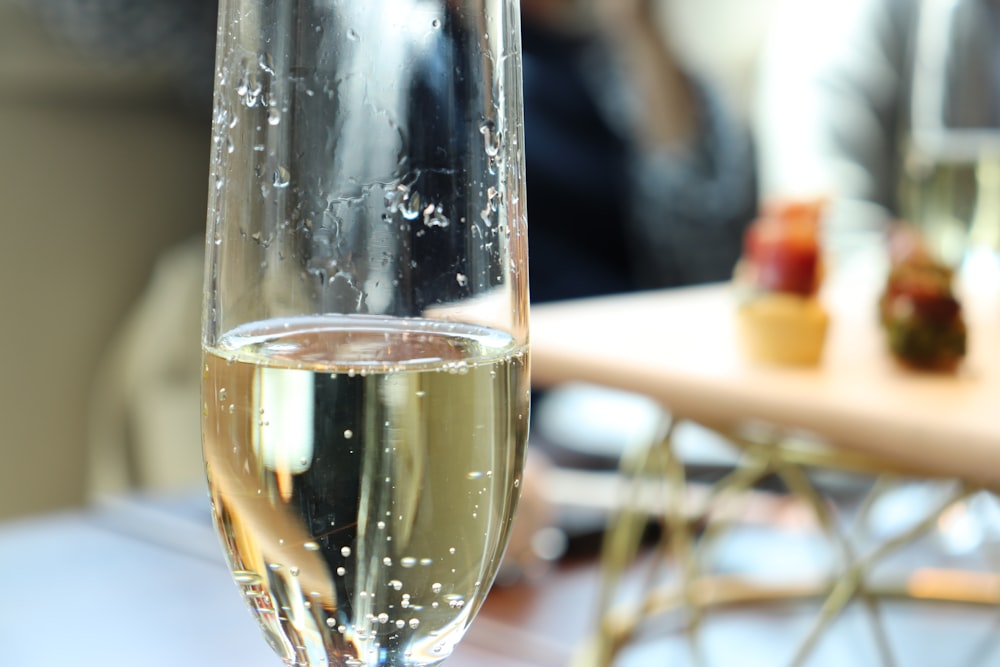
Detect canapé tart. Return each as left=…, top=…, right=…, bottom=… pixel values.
left=879, top=223, right=966, bottom=372
left=733, top=199, right=829, bottom=366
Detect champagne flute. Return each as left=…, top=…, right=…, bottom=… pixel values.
left=900, top=0, right=1000, bottom=270
left=200, top=1, right=530, bottom=665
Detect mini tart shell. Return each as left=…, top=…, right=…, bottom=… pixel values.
left=736, top=292, right=829, bottom=366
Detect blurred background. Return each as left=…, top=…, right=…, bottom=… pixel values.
left=0, top=0, right=956, bottom=520
left=0, top=0, right=786, bottom=520
left=4, top=5, right=1000, bottom=667
left=0, top=0, right=209, bottom=517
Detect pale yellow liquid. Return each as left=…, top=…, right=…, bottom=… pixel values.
left=202, top=316, right=529, bottom=667
left=899, top=149, right=1000, bottom=267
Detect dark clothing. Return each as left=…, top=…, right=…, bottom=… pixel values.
left=520, top=22, right=757, bottom=302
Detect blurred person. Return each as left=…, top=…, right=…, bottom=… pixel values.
left=756, top=0, right=1000, bottom=229
left=520, top=0, right=758, bottom=302
left=754, top=0, right=916, bottom=220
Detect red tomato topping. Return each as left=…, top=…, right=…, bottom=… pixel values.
left=743, top=199, right=824, bottom=296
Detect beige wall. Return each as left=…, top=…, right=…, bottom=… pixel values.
left=0, top=3, right=209, bottom=518
left=663, top=0, right=785, bottom=119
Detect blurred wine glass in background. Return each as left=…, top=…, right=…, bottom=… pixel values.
left=900, top=0, right=1000, bottom=275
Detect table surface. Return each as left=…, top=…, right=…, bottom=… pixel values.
left=529, top=256, right=1000, bottom=484
left=3, top=491, right=1000, bottom=667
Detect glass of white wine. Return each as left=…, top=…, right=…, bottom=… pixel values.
left=900, top=0, right=1000, bottom=269
left=200, top=1, right=530, bottom=666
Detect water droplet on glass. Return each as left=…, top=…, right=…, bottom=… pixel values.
left=431, top=18, right=441, bottom=29
left=389, top=579, right=403, bottom=591
left=455, top=273, right=468, bottom=287
left=258, top=53, right=275, bottom=74
left=267, top=108, right=281, bottom=125
left=401, top=191, right=422, bottom=220
left=245, top=79, right=262, bottom=107
left=377, top=613, right=389, bottom=624
left=341, top=546, right=352, bottom=557
left=344, top=429, right=354, bottom=439
left=304, top=541, right=320, bottom=551
left=385, top=183, right=408, bottom=214
left=337, top=566, right=347, bottom=576
left=466, top=470, right=483, bottom=480
left=422, top=203, right=450, bottom=228
left=347, top=28, right=360, bottom=41
left=289, top=566, right=301, bottom=577
left=273, top=166, right=291, bottom=188
left=431, top=582, right=442, bottom=594
left=383, top=557, right=393, bottom=566
left=326, top=618, right=337, bottom=628
left=401, top=557, right=417, bottom=568
left=480, top=120, right=500, bottom=157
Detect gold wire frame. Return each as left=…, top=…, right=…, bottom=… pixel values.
left=572, top=414, right=1000, bottom=667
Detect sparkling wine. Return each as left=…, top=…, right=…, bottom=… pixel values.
left=202, top=315, right=529, bottom=667
left=899, top=146, right=1000, bottom=267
